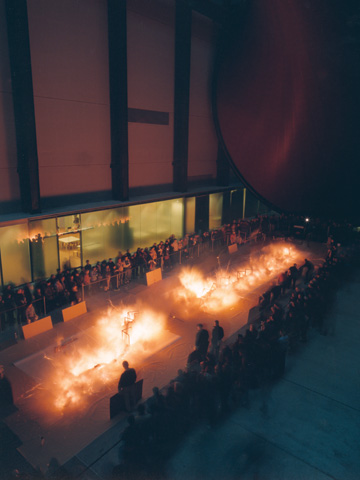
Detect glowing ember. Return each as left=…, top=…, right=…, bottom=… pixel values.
left=43, top=306, right=167, bottom=410
left=177, top=243, right=303, bottom=311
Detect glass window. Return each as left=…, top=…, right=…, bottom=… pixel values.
left=209, top=193, right=223, bottom=230
left=0, top=195, right=190, bottom=287
left=170, top=198, right=184, bottom=239
left=156, top=200, right=171, bottom=243
left=81, top=208, right=128, bottom=263
left=0, top=223, right=31, bottom=286
left=56, top=214, right=81, bottom=235
left=57, top=215, right=81, bottom=270
left=58, top=232, right=81, bottom=271
left=81, top=205, right=145, bottom=261
left=185, top=197, right=195, bottom=234
left=81, top=210, right=108, bottom=264
left=124, top=205, right=141, bottom=252
left=29, top=218, right=59, bottom=280
left=150, top=199, right=185, bottom=243
left=140, top=202, right=158, bottom=247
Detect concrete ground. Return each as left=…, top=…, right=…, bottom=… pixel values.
left=165, top=270, right=360, bottom=480
left=2, top=240, right=359, bottom=479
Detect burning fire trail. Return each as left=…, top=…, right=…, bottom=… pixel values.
left=32, top=244, right=301, bottom=411
left=177, top=243, right=303, bottom=311
left=43, top=306, right=166, bottom=411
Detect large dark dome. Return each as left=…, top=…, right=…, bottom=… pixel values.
left=214, top=0, right=360, bottom=220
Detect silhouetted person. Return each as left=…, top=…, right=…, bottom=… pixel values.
left=25, top=303, right=38, bottom=323
left=289, top=264, right=299, bottom=289
left=303, top=258, right=314, bottom=282
left=118, top=361, right=137, bottom=412
left=0, top=366, right=14, bottom=411
left=118, top=361, right=137, bottom=391
left=210, top=320, right=224, bottom=360
left=121, top=414, right=138, bottom=466
left=195, top=323, right=209, bottom=360
left=146, top=386, right=166, bottom=416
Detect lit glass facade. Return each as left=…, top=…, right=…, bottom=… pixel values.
left=185, top=197, right=195, bottom=234
left=0, top=223, right=32, bottom=286
left=209, top=193, right=223, bottom=230
left=0, top=189, right=270, bottom=288
left=29, top=218, right=58, bottom=280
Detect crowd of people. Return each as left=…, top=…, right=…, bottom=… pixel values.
left=0, top=230, right=212, bottom=332
left=112, top=240, right=357, bottom=479
left=0, top=214, right=268, bottom=332
left=1, top=213, right=358, bottom=479
left=0, top=215, right=355, bottom=336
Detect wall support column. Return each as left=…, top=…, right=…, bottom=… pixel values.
left=222, top=190, right=231, bottom=224
left=173, top=0, right=192, bottom=192
left=242, top=188, right=247, bottom=219
left=108, top=0, right=129, bottom=201
left=5, top=0, right=41, bottom=214
left=195, top=195, right=209, bottom=234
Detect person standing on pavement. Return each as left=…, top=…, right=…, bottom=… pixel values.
left=195, top=323, right=209, bottom=360
left=210, top=320, right=224, bottom=361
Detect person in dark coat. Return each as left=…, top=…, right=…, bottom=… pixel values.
left=210, top=320, right=224, bottom=360
left=118, top=361, right=137, bottom=412
left=118, top=361, right=137, bottom=391
left=303, top=258, right=314, bottom=282
left=4, top=286, right=15, bottom=326
left=195, top=323, right=209, bottom=360
left=14, top=288, right=27, bottom=325
left=289, top=264, right=299, bottom=289
left=0, top=365, right=14, bottom=410
left=23, top=283, right=34, bottom=305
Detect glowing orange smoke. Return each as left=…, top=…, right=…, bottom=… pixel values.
left=44, top=306, right=166, bottom=410
left=177, top=243, right=303, bottom=311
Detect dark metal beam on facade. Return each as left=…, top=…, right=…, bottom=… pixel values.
left=173, top=0, right=192, bottom=193
left=222, top=190, right=231, bottom=224
left=195, top=194, right=209, bottom=233
left=216, top=142, right=230, bottom=186
left=108, top=0, right=129, bottom=201
left=5, top=0, right=41, bottom=214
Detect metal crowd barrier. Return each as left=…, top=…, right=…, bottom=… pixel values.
left=0, top=296, right=46, bottom=337
left=0, top=227, right=266, bottom=339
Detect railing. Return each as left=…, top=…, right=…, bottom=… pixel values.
left=80, top=244, right=212, bottom=299
left=0, top=296, right=46, bottom=338
left=0, top=226, right=274, bottom=341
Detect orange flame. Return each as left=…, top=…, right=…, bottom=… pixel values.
left=177, top=243, right=303, bottom=311
left=43, top=306, right=166, bottom=410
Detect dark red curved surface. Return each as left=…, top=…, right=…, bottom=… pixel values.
left=215, top=0, right=360, bottom=218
